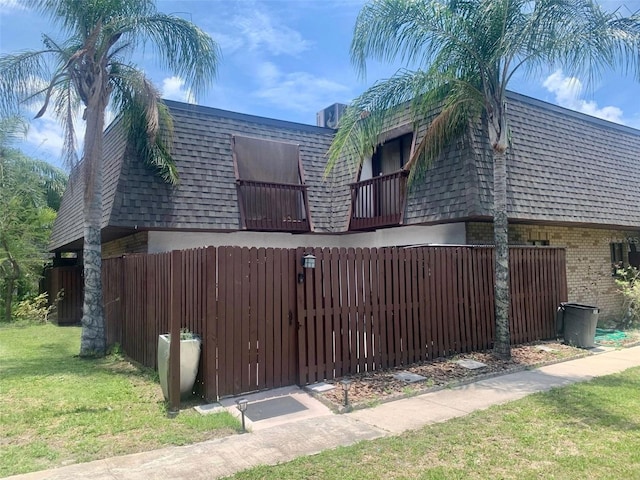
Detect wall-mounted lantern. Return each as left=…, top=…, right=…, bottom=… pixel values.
left=298, top=253, right=316, bottom=283
left=302, top=253, right=316, bottom=269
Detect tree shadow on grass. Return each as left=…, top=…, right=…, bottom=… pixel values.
left=1, top=345, right=156, bottom=384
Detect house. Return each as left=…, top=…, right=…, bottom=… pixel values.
left=49, top=91, right=640, bottom=321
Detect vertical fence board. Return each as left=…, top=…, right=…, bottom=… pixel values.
left=296, top=247, right=308, bottom=384
left=330, top=248, right=342, bottom=377
left=369, top=248, right=381, bottom=369
left=262, top=248, right=273, bottom=389
left=286, top=249, right=298, bottom=386
left=204, top=247, right=217, bottom=400
left=354, top=248, right=366, bottom=373
left=362, top=248, right=374, bottom=372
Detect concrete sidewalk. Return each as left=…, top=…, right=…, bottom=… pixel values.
left=9, top=346, right=640, bottom=480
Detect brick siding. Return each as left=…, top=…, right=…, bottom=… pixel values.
left=102, top=231, right=148, bottom=258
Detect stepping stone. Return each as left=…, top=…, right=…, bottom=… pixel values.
left=307, top=382, right=335, bottom=393
left=588, top=346, right=614, bottom=354
left=393, top=371, right=427, bottom=383
left=535, top=345, right=557, bottom=353
left=194, top=403, right=225, bottom=415
left=455, top=359, right=487, bottom=370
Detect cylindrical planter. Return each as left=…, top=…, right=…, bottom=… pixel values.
left=157, top=334, right=201, bottom=400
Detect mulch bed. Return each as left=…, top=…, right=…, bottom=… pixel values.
left=314, top=342, right=590, bottom=410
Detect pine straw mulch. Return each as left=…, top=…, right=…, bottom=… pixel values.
left=312, top=342, right=591, bottom=411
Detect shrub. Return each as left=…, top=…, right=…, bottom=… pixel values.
left=12, top=292, right=59, bottom=324
left=615, top=267, right=640, bottom=329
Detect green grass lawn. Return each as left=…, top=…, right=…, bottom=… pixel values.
left=0, top=323, right=240, bottom=477
left=231, top=367, right=640, bottom=480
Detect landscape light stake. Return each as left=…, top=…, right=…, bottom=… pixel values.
left=341, top=378, right=352, bottom=408
left=236, top=398, right=248, bottom=432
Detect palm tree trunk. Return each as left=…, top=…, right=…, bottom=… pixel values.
left=493, top=148, right=511, bottom=358
left=79, top=96, right=107, bottom=357
left=1, top=238, right=20, bottom=323
left=4, top=277, right=14, bottom=322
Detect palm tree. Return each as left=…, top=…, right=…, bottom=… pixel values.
left=329, top=0, right=640, bottom=358
left=0, top=0, right=219, bottom=356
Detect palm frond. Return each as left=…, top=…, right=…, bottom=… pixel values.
left=0, top=116, right=28, bottom=146
left=112, top=13, right=220, bottom=98
left=0, top=50, right=53, bottom=117
left=24, top=0, right=155, bottom=37
left=351, top=0, right=461, bottom=78
left=408, top=78, right=483, bottom=182
left=111, top=65, right=177, bottom=184
left=326, top=68, right=429, bottom=176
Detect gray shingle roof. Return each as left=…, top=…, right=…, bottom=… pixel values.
left=50, top=92, right=640, bottom=252
left=50, top=101, right=339, bottom=251
left=505, top=92, right=639, bottom=226
left=403, top=91, right=640, bottom=228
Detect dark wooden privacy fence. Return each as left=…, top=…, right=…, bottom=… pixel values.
left=103, top=247, right=298, bottom=400
left=350, top=170, right=409, bottom=230
left=100, top=245, right=566, bottom=401
left=297, top=246, right=567, bottom=384
left=43, top=265, right=83, bottom=325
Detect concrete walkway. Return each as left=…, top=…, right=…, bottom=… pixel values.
left=9, top=346, right=640, bottom=480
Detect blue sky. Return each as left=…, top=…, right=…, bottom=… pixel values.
left=1, top=0, right=639, bottom=170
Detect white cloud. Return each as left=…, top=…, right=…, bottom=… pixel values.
left=161, top=76, right=195, bottom=104
left=26, top=116, right=67, bottom=159
left=208, top=31, right=244, bottom=56
left=0, top=0, right=25, bottom=11
left=232, top=10, right=311, bottom=57
left=253, top=62, right=349, bottom=113
left=542, top=70, right=624, bottom=124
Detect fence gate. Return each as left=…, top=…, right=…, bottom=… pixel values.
left=215, top=247, right=299, bottom=397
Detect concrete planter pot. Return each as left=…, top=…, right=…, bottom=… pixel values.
left=157, top=333, right=201, bottom=400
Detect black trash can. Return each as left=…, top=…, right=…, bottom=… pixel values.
left=557, top=303, right=599, bottom=348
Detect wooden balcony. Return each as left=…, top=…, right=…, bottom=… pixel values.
left=237, top=180, right=310, bottom=232
left=349, top=170, right=409, bottom=230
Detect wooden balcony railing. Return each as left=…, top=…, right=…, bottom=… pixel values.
left=349, top=170, right=409, bottom=230
left=237, top=180, right=310, bottom=232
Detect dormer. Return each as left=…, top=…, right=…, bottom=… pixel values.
left=233, top=135, right=311, bottom=232
left=349, top=126, right=413, bottom=230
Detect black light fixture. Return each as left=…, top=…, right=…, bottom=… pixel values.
left=341, top=378, right=352, bottom=408
left=298, top=253, right=317, bottom=283
left=236, top=398, right=248, bottom=432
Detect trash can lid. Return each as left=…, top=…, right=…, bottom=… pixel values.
left=560, top=302, right=598, bottom=310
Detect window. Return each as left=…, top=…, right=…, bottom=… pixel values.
left=611, top=242, right=625, bottom=275
left=232, top=135, right=310, bottom=232
left=528, top=240, right=549, bottom=246
left=372, top=132, right=413, bottom=176
left=629, top=243, right=640, bottom=269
